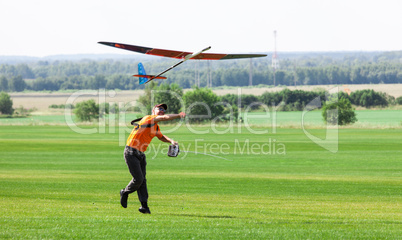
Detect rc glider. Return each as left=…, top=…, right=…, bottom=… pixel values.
left=98, top=41, right=267, bottom=84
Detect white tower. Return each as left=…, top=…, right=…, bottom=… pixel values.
left=272, top=30, right=279, bottom=86
left=249, top=58, right=253, bottom=86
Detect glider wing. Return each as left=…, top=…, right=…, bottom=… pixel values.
left=98, top=42, right=267, bottom=60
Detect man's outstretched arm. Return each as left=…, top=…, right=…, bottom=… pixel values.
left=154, top=112, right=186, bottom=123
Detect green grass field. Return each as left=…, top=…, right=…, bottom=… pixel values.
left=0, top=124, right=401, bottom=239
left=1, top=109, right=401, bottom=127
left=241, top=109, right=402, bottom=127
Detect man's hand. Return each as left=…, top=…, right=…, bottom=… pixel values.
left=179, top=112, right=186, bottom=118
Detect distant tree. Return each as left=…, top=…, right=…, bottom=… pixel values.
left=241, top=94, right=261, bottom=110
left=86, top=75, right=107, bottom=89
left=0, top=92, right=13, bottom=115
left=16, top=64, right=35, bottom=79
left=259, top=91, right=283, bottom=106
left=349, top=89, right=389, bottom=108
left=9, top=76, right=26, bottom=92
left=137, top=82, right=183, bottom=114
left=105, top=74, right=125, bottom=90
left=0, top=76, right=8, bottom=91
left=152, top=83, right=184, bottom=114
left=221, top=104, right=239, bottom=122
left=32, top=77, right=59, bottom=91
left=220, top=94, right=260, bottom=110
left=221, top=69, right=248, bottom=86
left=274, top=70, right=287, bottom=85
left=74, top=99, right=99, bottom=122
left=396, top=96, right=402, bottom=105
left=322, top=97, right=357, bottom=125
left=109, top=103, right=119, bottom=114
left=137, top=81, right=158, bottom=114
left=183, top=87, right=223, bottom=123
left=99, top=102, right=109, bottom=116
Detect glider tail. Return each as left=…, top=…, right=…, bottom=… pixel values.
left=138, top=63, right=148, bottom=84
left=133, top=63, right=167, bottom=84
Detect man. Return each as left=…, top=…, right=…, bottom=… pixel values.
left=120, top=103, right=185, bottom=214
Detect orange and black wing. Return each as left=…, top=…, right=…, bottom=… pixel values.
left=98, top=42, right=267, bottom=60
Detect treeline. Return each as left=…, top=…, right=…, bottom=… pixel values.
left=141, top=83, right=397, bottom=116
left=0, top=61, right=142, bottom=91
left=222, top=89, right=398, bottom=111
left=134, top=85, right=399, bottom=124
left=0, top=51, right=401, bottom=91
left=13, top=87, right=395, bottom=123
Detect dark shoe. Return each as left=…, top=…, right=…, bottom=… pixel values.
left=139, top=206, right=151, bottom=214
left=120, top=189, right=128, bottom=208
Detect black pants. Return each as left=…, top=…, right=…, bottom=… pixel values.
left=123, top=145, right=148, bottom=203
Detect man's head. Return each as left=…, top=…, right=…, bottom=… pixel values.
left=152, top=103, right=167, bottom=115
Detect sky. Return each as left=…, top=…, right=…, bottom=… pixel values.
left=1, top=0, right=401, bottom=57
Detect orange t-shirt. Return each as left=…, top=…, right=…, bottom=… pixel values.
left=126, top=115, right=163, bottom=152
